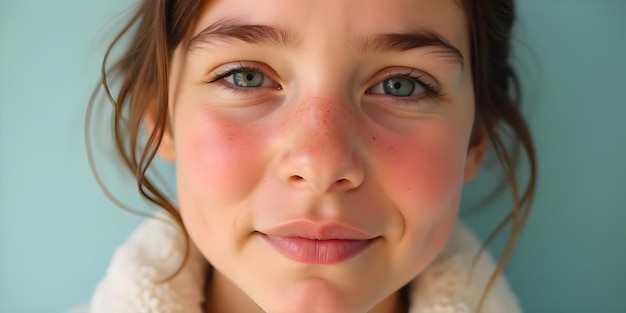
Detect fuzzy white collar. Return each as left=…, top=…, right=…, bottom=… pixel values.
left=84, top=217, right=522, bottom=313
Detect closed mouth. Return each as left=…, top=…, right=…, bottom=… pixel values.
left=260, top=233, right=377, bottom=264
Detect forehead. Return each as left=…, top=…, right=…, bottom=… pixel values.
left=191, top=0, right=469, bottom=56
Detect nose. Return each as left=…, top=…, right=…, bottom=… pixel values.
left=277, top=95, right=364, bottom=193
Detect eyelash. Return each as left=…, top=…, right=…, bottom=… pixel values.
left=385, top=70, right=446, bottom=98
left=204, top=64, right=279, bottom=94
left=204, top=64, right=446, bottom=100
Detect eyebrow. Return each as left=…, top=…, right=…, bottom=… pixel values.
left=188, top=18, right=463, bottom=67
left=188, top=18, right=296, bottom=51
left=356, top=31, right=464, bottom=67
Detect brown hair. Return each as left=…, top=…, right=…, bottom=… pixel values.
left=86, top=0, right=536, bottom=311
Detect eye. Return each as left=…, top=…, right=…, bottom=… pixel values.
left=225, top=71, right=266, bottom=88
left=205, top=63, right=280, bottom=90
left=369, top=77, right=425, bottom=97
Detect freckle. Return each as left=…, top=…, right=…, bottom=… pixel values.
left=372, top=136, right=377, bottom=141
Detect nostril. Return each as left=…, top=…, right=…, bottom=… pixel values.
left=336, top=178, right=349, bottom=186
left=288, top=175, right=305, bottom=184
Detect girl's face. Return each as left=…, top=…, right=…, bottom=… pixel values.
left=162, top=0, right=484, bottom=312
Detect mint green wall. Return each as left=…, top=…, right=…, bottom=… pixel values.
left=1, top=1, right=624, bottom=312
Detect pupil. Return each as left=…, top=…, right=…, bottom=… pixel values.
left=393, top=82, right=402, bottom=89
left=246, top=73, right=254, bottom=81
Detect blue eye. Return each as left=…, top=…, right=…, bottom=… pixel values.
left=369, top=77, right=426, bottom=97
left=226, top=71, right=265, bottom=87
left=205, top=64, right=281, bottom=93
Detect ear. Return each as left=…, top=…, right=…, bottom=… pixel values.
left=464, top=122, right=490, bottom=181
left=144, top=100, right=175, bottom=162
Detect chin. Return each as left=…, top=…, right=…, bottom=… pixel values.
left=260, top=299, right=366, bottom=313
left=256, top=278, right=376, bottom=313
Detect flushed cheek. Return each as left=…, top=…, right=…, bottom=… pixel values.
left=370, top=123, right=467, bottom=277
left=374, top=124, right=467, bottom=224
left=174, top=111, right=268, bottom=218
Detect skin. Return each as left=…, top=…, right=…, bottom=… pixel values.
left=152, top=0, right=489, bottom=312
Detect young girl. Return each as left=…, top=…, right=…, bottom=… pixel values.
left=84, top=0, right=536, bottom=312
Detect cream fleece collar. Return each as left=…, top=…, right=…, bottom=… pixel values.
left=87, top=216, right=522, bottom=313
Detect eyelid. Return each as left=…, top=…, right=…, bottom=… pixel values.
left=367, top=67, right=445, bottom=97
left=203, top=61, right=280, bottom=86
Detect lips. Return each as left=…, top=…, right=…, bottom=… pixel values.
left=259, top=221, right=378, bottom=264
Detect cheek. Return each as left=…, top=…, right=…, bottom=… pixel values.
left=172, top=109, right=271, bottom=253
left=375, top=122, right=467, bottom=221
left=175, top=112, right=264, bottom=206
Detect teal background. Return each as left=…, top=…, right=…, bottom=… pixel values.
left=1, top=0, right=625, bottom=312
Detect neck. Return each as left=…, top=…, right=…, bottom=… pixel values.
left=204, top=269, right=263, bottom=313
left=203, top=268, right=405, bottom=313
